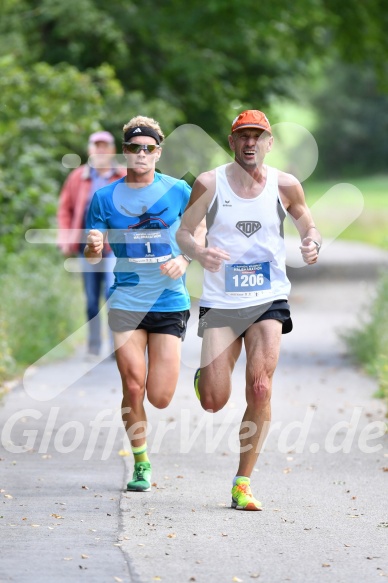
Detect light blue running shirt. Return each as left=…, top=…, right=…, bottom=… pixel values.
left=86, top=173, right=191, bottom=312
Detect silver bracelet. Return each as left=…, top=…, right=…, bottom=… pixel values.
left=312, top=240, right=321, bottom=254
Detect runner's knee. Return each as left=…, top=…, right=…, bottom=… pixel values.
left=249, top=373, right=272, bottom=406
left=147, top=393, right=172, bottom=409
left=200, top=393, right=228, bottom=413
left=122, top=380, right=145, bottom=405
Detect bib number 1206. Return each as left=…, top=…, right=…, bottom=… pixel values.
left=225, top=262, right=271, bottom=295
left=232, top=273, right=264, bottom=287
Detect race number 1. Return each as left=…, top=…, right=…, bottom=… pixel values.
left=125, top=229, right=172, bottom=263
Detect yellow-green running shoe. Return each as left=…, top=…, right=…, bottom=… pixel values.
left=194, top=368, right=201, bottom=400
left=127, top=461, right=152, bottom=492
left=231, top=477, right=262, bottom=511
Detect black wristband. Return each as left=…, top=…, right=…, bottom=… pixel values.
left=182, top=254, right=192, bottom=264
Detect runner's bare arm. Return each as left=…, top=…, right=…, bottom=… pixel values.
left=161, top=193, right=209, bottom=280
left=278, top=171, right=322, bottom=265
left=176, top=171, right=230, bottom=271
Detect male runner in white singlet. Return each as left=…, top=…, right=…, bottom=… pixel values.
left=176, top=109, right=321, bottom=510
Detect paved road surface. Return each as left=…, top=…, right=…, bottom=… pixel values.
left=1, top=241, right=387, bottom=583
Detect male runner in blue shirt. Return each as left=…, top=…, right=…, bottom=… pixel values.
left=85, top=116, right=194, bottom=492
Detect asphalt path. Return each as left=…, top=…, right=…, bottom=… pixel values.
left=1, top=240, right=387, bottom=583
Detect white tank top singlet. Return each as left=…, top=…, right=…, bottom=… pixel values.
left=200, top=164, right=291, bottom=309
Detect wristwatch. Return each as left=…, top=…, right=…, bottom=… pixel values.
left=182, top=254, right=192, bottom=264
left=312, top=240, right=321, bottom=254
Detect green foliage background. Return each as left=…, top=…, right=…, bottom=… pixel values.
left=0, top=0, right=388, bottom=382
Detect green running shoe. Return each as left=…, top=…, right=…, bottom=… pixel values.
left=127, top=461, right=152, bottom=492
left=231, top=477, right=262, bottom=511
left=194, top=368, right=201, bottom=400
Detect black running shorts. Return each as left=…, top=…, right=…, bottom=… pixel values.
left=197, top=300, right=292, bottom=338
left=108, top=309, right=190, bottom=340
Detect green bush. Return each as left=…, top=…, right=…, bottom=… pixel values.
left=0, top=56, right=121, bottom=254
left=0, top=316, right=16, bottom=385
left=342, top=273, right=388, bottom=408
left=0, top=246, right=84, bottom=376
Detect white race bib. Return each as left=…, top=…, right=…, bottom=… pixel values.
left=125, top=229, right=172, bottom=263
left=225, top=262, right=271, bottom=296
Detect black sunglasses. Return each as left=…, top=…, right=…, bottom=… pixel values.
left=123, top=142, right=160, bottom=154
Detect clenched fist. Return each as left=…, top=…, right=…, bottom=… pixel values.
left=86, top=229, right=104, bottom=256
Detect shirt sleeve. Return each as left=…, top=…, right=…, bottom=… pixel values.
left=86, top=192, right=108, bottom=233
left=180, top=180, right=191, bottom=215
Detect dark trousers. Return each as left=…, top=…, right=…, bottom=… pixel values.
left=80, top=253, right=115, bottom=355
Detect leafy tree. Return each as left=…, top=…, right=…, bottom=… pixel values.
left=310, top=63, right=388, bottom=177
left=321, top=0, right=388, bottom=81
left=0, top=57, right=118, bottom=253
left=3, top=0, right=388, bottom=140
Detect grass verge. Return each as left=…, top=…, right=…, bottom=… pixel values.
left=341, top=272, right=388, bottom=412
left=0, top=247, right=85, bottom=385
left=305, top=174, right=388, bottom=410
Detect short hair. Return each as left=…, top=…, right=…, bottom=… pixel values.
left=122, top=116, right=165, bottom=142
